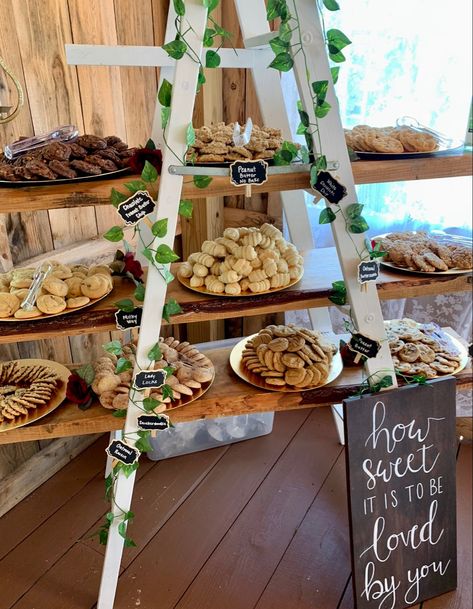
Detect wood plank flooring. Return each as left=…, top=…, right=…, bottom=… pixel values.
left=0, top=407, right=471, bottom=609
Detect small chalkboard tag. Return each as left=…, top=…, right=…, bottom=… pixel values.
left=117, top=191, right=156, bottom=226
left=313, top=171, right=347, bottom=204
left=358, top=261, right=380, bottom=284
left=348, top=333, right=381, bottom=359
left=343, top=378, right=457, bottom=609
left=115, top=307, right=143, bottom=331
left=106, top=439, right=140, bottom=465
left=230, top=160, right=268, bottom=188
left=133, top=369, right=167, bottom=391
left=137, top=414, right=171, bottom=431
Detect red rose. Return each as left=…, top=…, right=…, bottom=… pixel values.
left=129, top=148, right=163, bottom=175
left=123, top=252, right=144, bottom=281
left=66, top=373, right=92, bottom=406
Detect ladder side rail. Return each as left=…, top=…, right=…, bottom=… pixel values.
left=288, top=0, right=396, bottom=383
left=97, top=3, right=208, bottom=608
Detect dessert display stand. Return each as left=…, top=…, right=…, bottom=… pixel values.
left=0, top=1, right=470, bottom=608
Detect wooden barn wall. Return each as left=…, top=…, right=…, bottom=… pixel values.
left=0, top=0, right=281, bottom=483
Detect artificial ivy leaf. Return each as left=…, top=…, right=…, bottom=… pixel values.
left=135, top=431, right=153, bottom=453
left=315, top=155, right=328, bottom=172
left=269, top=52, right=293, bottom=72
left=173, top=0, right=185, bottom=16
left=105, top=473, right=114, bottom=499
left=124, top=180, right=147, bottom=193
left=296, top=122, right=307, bottom=135
left=179, top=199, right=193, bottom=218
left=76, top=363, right=95, bottom=386
left=164, top=366, right=175, bottom=378
left=299, top=109, right=310, bottom=128
left=142, top=247, right=154, bottom=262
left=329, top=49, right=346, bottom=63
left=370, top=250, right=387, bottom=259
left=158, top=79, right=173, bottom=107
left=323, top=0, right=340, bottom=10
left=282, top=141, right=299, bottom=157
left=141, top=160, right=158, bottom=183
left=119, top=462, right=139, bottom=478
left=312, top=80, right=329, bottom=105
left=118, top=521, right=128, bottom=539
left=162, top=384, right=174, bottom=400
left=319, top=208, right=337, bottom=224
left=110, top=188, right=127, bottom=208
left=203, top=27, right=215, bottom=47
left=103, top=340, right=123, bottom=356
left=145, top=138, right=156, bottom=150
left=99, top=528, right=109, bottom=546
left=269, top=36, right=289, bottom=56
left=193, top=175, right=213, bottom=189
left=134, top=283, right=145, bottom=302
left=151, top=218, right=168, bottom=238
left=327, top=29, right=352, bottom=51
left=266, top=0, right=281, bottom=20
left=205, top=50, right=221, bottom=68
left=106, top=511, right=114, bottom=524
left=143, top=397, right=160, bottom=412
left=197, top=68, right=206, bottom=87
left=330, top=66, right=340, bottom=84
left=378, top=375, right=393, bottom=389
left=203, top=0, right=219, bottom=12
left=162, top=298, right=182, bottom=323
left=155, top=244, right=179, bottom=264
left=162, top=39, right=187, bottom=60
left=310, top=164, right=319, bottom=188
left=114, top=298, right=135, bottom=313
left=159, top=267, right=175, bottom=284
left=124, top=537, right=137, bottom=548
left=332, top=280, right=346, bottom=293
left=148, top=342, right=162, bottom=362
left=115, top=357, right=133, bottom=374
left=349, top=216, right=370, bottom=233
left=186, top=123, right=196, bottom=147
left=161, top=106, right=171, bottom=130
left=328, top=292, right=346, bottom=306
left=299, top=146, right=310, bottom=163
left=314, top=101, right=332, bottom=118
left=112, top=409, right=128, bottom=418
left=346, top=203, right=364, bottom=219
left=104, top=226, right=124, bottom=243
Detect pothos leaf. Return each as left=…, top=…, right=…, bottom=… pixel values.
left=111, top=188, right=127, bottom=208
left=134, top=283, right=145, bottom=302
left=76, top=363, right=95, bottom=386
left=330, top=66, right=340, bottom=84
left=115, top=357, right=133, bottom=374
left=143, top=396, right=160, bottom=412
left=312, top=80, right=329, bottom=105
left=162, top=39, right=187, bottom=60
left=186, top=123, right=195, bottom=147
left=148, top=342, right=162, bottom=362
left=173, top=0, right=185, bottom=16
left=162, top=384, right=174, bottom=400
left=112, top=409, right=128, bottom=418
left=104, top=226, right=124, bottom=243
left=193, top=175, right=213, bottom=189
left=348, top=216, right=370, bottom=234
left=203, top=0, right=219, bottom=12
left=178, top=199, right=193, bottom=218
left=269, top=36, right=289, bottom=56
left=203, top=27, right=215, bottom=47
left=155, top=244, right=179, bottom=264
left=141, top=160, right=158, bottom=183
left=158, top=79, right=173, bottom=108
left=327, top=28, right=352, bottom=51
left=103, top=340, right=123, bottom=356
left=314, top=100, right=332, bottom=118
left=161, top=107, right=171, bottom=130
left=124, top=180, right=147, bottom=193
left=162, top=298, right=182, bottom=323
left=323, top=0, right=340, bottom=10
left=346, top=203, right=364, bottom=219
left=142, top=247, right=154, bottom=263
left=331, top=280, right=346, bottom=293
left=319, top=208, right=337, bottom=224
left=114, top=298, right=135, bottom=313
left=205, top=50, right=221, bottom=68
left=151, top=218, right=168, bottom=238
left=269, top=52, right=293, bottom=72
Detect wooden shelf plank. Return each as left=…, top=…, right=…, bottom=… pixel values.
left=4, top=247, right=471, bottom=344
left=0, top=341, right=470, bottom=445
left=0, top=153, right=470, bottom=213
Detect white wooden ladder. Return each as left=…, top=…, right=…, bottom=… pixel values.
left=66, top=1, right=395, bottom=606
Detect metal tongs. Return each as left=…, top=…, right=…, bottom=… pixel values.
left=395, top=116, right=461, bottom=149
left=21, top=262, right=52, bottom=311
left=232, top=118, right=253, bottom=147
left=4, top=125, right=79, bottom=160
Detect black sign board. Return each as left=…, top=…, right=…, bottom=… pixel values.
left=115, top=306, right=143, bottom=331
left=358, top=261, right=380, bottom=284
left=313, top=171, right=347, bottom=204
left=343, top=378, right=457, bottom=609
left=133, top=369, right=167, bottom=391
left=349, top=333, right=381, bottom=359
left=106, top=439, right=140, bottom=465
left=230, top=159, right=268, bottom=187
left=117, top=191, right=156, bottom=226
left=137, top=414, right=171, bottom=431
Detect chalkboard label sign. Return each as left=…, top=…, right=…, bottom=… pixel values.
left=115, top=307, right=143, bottom=331
left=313, top=171, right=347, bottom=204
left=358, top=261, right=380, bottom=284
left=117, top=191, right=156, bottom=226
left=137, top=414, right=171, bottom=431
left=106, top=439, right=140, bottom=465
left=349, top=333, right=381, bottom=359
left=133, top=369, right=167, bottom=391
left=343, top=378, right=457, bottom=609
left=230, top=160, right=268, bottom=187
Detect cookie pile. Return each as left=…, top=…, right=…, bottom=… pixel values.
left=0, top=261, right=113, bottom=319
left=0, top=361, right=61, bottom=423
left=241, top=324, right=337, bottom=389
left=0, top=135, right=134, bottom=181
left=178, top=224, right=303, bottom=295
left=375, top=231, right=472, bottom=272
left=387, top=318, right=464, bottom=378
left=345, top=125, right=438, bottom=154
left=187, top=122, right=284, bottom=163
left=93, top=338, right=214, bottom=411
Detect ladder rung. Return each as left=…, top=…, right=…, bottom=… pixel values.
left=168, top=161, right=339, bottom=177
left=243, top=32, right=278, bottom=49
